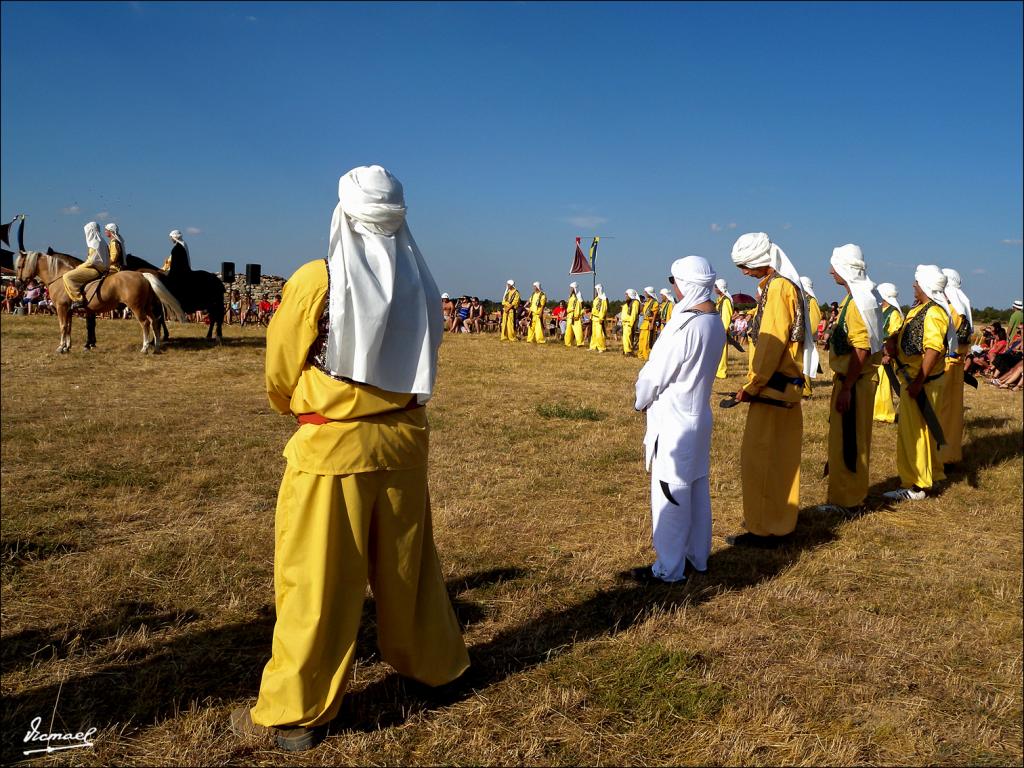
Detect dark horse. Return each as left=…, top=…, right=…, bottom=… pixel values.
left=125, top=254, right=226, bottom=342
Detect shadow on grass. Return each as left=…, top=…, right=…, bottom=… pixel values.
left=0, top=568, right=523, bottom=764
left=158, top=335, right=267, bottom=351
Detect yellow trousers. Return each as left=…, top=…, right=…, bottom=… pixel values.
left=564, top=319, right=584, bottom=347
left=590, top=321, right=606, bottom=351
left=896, top=375, right=946, bottom=490
left=638, top=327, right=653, bottom=360
left=501, top=311, right=518, bottom=341
left=251, top=465, right=469, bottom=728
left=873, top=366, right=897, bottom=423
left=802, top=374, right=813, bottom=397
left=526, top=315, right=545, bottom=344
left=62, top=265, right=104, bottom=302
left=741, top=400, right=802, bottom=536
left=937, top=359, right=964, bottom=464
left=827, top=372, right=878, bottom=507
left=622, top=323, right=635, bottom=355
left=716, top=344, right=728, bottom=379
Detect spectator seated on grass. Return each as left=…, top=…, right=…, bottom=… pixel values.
left=3, top=281, right=20, bottom=313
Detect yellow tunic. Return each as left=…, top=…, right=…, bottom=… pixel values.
left=637, top=298, right=659, bottom=360
left=622, top=298, right=639, bottom=355
left=802, top=299, right=822, bottom=396
left=108, top=238, right=124, bottom=273
left=252, top=259, right=469, bottom=729
left=740, top=273, right=805, bottom=536
left=660, top=299, right=674, bottom=325
left=872, top=305, right=904, bottom=423
left=715, top=294, right=734, bottom=379
left=938, top=307, right=968, bottom=464
left=590, top=296, right=608, bottom=351
left=564, top=293, right=585, bottom=347
left=826, top=295, right=880, bottom=508
left=501, top=287, right=520, bottom=341
left=527, top=290, right=547, bottom=343
left=894, top=302, right=949, bottom=490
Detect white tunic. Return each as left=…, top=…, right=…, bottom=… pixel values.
left=634, top=310, right=725, bottom=484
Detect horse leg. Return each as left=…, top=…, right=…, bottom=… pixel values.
left=55, top=304, right=69, bottom=353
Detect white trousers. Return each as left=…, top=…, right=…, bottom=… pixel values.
left=650, top=472, right=712, bottom=581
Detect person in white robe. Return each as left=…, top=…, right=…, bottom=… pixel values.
left=631, top=255, right=726, bottom=583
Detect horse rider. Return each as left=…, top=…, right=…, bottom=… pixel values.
left=65, top=222, right=110, bottom=311
left=163, top=229, right=192, bottom=278
left=104, top=223, right=126, bottom=272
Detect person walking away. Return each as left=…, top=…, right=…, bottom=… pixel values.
left=526, top=281, right=547, bottom=344
left=64, top=222, right=110, bottom=311
left=590, top=284, right=609, bottom=352
left=714, top=278, right=734, bottom=379
left=883, top=265, right=955, bottom=502
left=564, top=282, right=585, bottom=347
left=231, top=165, right=468, bottom=751
left=500, top=280, right=520, bottom=341
left=820, top=245, right=884, bottom=512
left=938, top=268, right=972, bottom=465
left=872, top=282, right=904, bottom=423
left=622, top=289, right=640, bottom=356
left=631, top=256, right=725, bottom=583
left=727, top=232, right=818, bottom=546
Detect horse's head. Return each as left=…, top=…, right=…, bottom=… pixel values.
left=14, top=251, right=33, bottom=288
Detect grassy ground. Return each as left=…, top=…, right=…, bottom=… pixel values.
left=2, top=315, right=1021, bottom=766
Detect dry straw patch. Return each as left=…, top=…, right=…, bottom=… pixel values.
left=1, top=315, right=1021, bottom=766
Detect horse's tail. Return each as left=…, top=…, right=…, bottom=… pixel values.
left=142, top=273, right=187, bottom=322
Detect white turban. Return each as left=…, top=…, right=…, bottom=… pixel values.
left=168, top=229, right=189, bottom=258
left=594, top=283, right=606, bottom=299
left=625, top=288, right=639, bottom=301
left=325, top=165, right=442, bottom=403
left=569, top=281, right=578, bottom=293
left=876, top=282, right=900, bottom=307
left=669, top=254, right=716, bottom=309
left=830, top=244, right=884, bottom=353
left=942, top=267, right=972, bottom=333
left=731, top=232, right=818, bottom=376
left=644, top=286, right=656, bottom=298
left=714, top=278, right=731, bottom=301
left=533, top=281, right=541, bottom=290
left=659, top=288, right=671, bottom=299
left=915, top=264, right=957, bottom=352
left=104, top=222, right=124, bottom=251
left=799, top=276, right=816, bottom=301
left=506, top=279, right=515, bottom=286
left=83, top=221, right=109, bottom=268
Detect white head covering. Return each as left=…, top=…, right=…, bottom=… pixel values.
left=941, top=267, right=973, bottom=332
left=1014, top=300, right=1023, bottom=310
left=533, top=281, right=542, bottom=290
left=441, top=292, right=450, bottom=300
left=104, top=222, right=124, bottom=251
left=659, top=288, right=672, bottom=300
left=325, top=165, right=442, bottom=403
left=168, top=229, right=189, bottom=257
left=876, top=282, right=900, bottom=308
left=506, top=279, right=515, bottom=286
left=569, top=281, right=578, bottom=294
left=830, top=244, right=884, bottom=353
left=799, top=276, right=816, bottom=301
left=594, top=283, right=606, bottom=299
left=714, top=278, right=731, bottom=301
left=731, top=232, right=818, bottom=376
left=625, top=288, right=639, bottom=301
left=84, top=221, right=110, bottom=268
left=915, top=264, right=958, bottom=352
left=643, top=286, right=656, bottom=298
left=669, top=256, right=715, bottom=315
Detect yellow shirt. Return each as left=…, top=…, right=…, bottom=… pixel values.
left=567, top=293, right=583, bottom=321
left=622, top=298, right=639, bottom=326
left=895, top=302, right=949, bottom=380
left=882, top=305, right=904, bottom=339
left=828, top=294, right=881, bottom=376
left=265, top=259, right=428, bottom=476
left=640, top=298, right=658, bottom=329
left=807, top=299, right=822, bottom=341
left=744, top=273, right=805, bottom=402
left=592, top=296, right=607, bottom=322
left=529, top=291, right=546, bottom=317
left=660, top=299, right=673, bottom=324
left=108, top=239, right=123, bottom=271
left=716, top=295, right=733, bottom=333
left=502, top=288, right=520, bottom=310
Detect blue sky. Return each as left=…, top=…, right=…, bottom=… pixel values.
left=2, top=1, right=1021, bottom=307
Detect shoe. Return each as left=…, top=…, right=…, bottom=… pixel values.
left=623, top=565, right=682, bottom=585
left=275, top=724, right=326, bottom=752
left=883, top=488, right=926, bottom=502
left=725, top=532, right=788, bottom=549
left=229, top=707, right=269, bottom=740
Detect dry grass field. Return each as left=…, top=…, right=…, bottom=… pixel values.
left=2, top=314, right=1022, bottom=766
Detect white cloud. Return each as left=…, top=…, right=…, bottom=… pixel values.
left=710, top=223, right=723, bottom=232
left=61, top=204, right=80, bottom=215
left=972, top=268, right=988, bottom=275
left=565, top=215, right=606, bottom=228
left=246, top=15, right=257, bottom=22
left=782, top=222, right=793, bottom=230
left=1001, top=238, right=1023, bottom=245
left=186, top=226, right=202, bottom=235
left=96, top=211, right=110, bottom=221
left=727, top=222, right=737, bottom=229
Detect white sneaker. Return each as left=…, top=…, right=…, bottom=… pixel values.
left=883, top=488, right=926, bottom=502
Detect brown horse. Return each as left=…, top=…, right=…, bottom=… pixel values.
left=14, top=250, right=186, bottom=354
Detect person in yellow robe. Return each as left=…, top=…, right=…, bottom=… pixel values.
left=500, top=279, right=520, bottom=341
left=883, top=265, right=955, bottom=502
left=873, top=282, right=904, bottom=423
left=799, top=276, right=822, bottom=397
left=564, top=281, right=585, bottom=347
left=658, top=287, right=674, bottom=336
left=714, top=278, right=734, bottom=379
left=637, top=287, right=660, bottom=360
left=820, top=246, right=884, bottom=511
left=938, top=268, right=972, bottom=465
left=590, top=283, right=609, bottom=352
left=727, top=233, right=818, bottom=546
left=103, top=223, right=125, bottom=273
left=622, top=289, right=640, bottom=356
left=63, top=221, right=110, bottom=310
left=526, top=281, right=547, bottom=343
left=231, top=166, right=468, bottom=751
